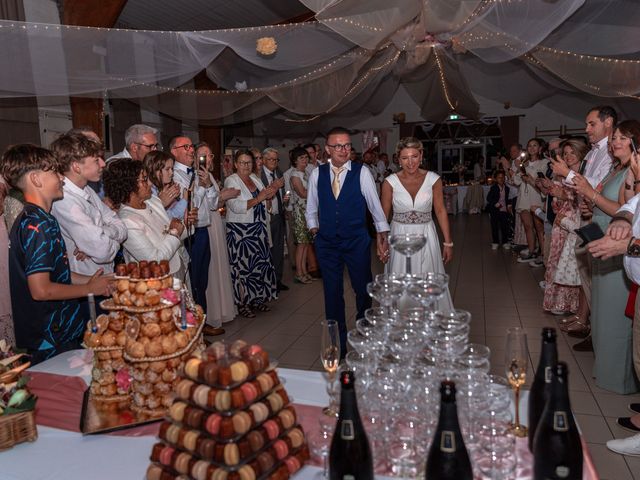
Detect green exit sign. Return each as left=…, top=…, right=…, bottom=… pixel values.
left=448, top=114, right=460, bottom=120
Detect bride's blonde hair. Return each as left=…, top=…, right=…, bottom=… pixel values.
left=395, top=137, right=423, bottom=156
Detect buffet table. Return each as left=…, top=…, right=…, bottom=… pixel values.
left=443, top=185, right=492, bottom=214
left=2, top=349, right=598, bottom=479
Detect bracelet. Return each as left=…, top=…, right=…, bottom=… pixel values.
left=591, top=191, right=599, bottom=204
left=443, top=242, right=454, bottom=247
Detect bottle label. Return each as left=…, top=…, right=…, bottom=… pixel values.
left=544, top=366, right=552, bottom=383
left=440, top=431, right=456, bottom=453
left=553, top=412, right=569, bottom=432
left=340, top=420, right=355, bottom=440
left=555, top=465, right=570, bottom=478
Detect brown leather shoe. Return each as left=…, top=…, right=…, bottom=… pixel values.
left=203, top=326, right=225, bottom=336
left=572, top=336, right=593, bottom=352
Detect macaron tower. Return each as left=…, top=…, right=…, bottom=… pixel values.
left=85, top=260, right=205, bottom=416
left=146, top=340, right=309, bottom=480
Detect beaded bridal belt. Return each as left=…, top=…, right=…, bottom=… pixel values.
left=393, top=211, right=432, bottom=224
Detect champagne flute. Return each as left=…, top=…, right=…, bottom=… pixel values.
left=505, top=327, right=529, bottom=437
left=320, top=319, right=341, bottom=416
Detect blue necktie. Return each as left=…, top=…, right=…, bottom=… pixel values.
left=187, top=167, right=194, bottom=175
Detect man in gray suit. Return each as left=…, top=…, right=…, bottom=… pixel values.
left=261, top=147, right=289, bottom=292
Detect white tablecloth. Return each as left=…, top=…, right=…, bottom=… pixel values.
left=443, top=185, right=492, bottom=214
left=3, top=350, right=334, bottom=480
left=4, top=350, right=593, bottom=480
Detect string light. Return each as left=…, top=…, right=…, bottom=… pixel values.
left=433, top=46, right=457, bottom=112
left=284, top=47, right=402, bottom=123
left=108, top=48, right=370, bottom=96
left=323, top=17, right=382, bottom=32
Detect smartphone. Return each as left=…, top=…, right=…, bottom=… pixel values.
left=632, top=138, right=638, bottom=155
left=186, top=188, right=192, bottom=212
left=197, top=155, right=206, bottom=169
left=537, top=172, right=546, bottom=179
left=520, top=164, right=527, bottom=175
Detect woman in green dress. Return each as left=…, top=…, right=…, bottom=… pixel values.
left=289, top=147, right=314, bottom=285
left=573, top=120, right=640, bottom=394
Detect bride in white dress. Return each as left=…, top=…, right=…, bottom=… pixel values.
left=381, top=137, right=454, bottom=309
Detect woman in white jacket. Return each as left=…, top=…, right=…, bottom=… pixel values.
left=224, top=149, right=278, bottom=318
left=103, top=159, right=191, bottom=281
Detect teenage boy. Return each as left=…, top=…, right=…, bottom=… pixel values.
left=50, top=133, right=127, bottom=276
left=1, top=144, right=112, bottom=364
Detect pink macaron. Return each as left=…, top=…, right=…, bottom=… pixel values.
left=205, top=413, right=222, bottom=435
left=273, top=439, right=289, bottom=460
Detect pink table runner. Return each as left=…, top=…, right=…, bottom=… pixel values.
left=29, top=371, right=598, bottom=478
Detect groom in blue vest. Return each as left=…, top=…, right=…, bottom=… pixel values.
left=306, top=127, right=390, bottom=356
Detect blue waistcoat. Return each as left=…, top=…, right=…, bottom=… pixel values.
left=317, top=162, right=367, bottom=239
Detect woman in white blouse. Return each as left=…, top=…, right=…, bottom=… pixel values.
left=224, top=150, right=278, bottom=318
left=103, top=159, right=192, bottom=280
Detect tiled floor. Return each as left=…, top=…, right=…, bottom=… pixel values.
left=211, top=214, right=640, bottom=479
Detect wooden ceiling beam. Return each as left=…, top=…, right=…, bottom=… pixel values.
left=61, top=0, right=128, bottom=140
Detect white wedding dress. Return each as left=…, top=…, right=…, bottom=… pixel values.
left=385, top=171, right=453, bottom=310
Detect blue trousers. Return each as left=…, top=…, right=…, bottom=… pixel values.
left=186, top=227, right=211, bottom=312
left=314, top=231, right=372, bottom=357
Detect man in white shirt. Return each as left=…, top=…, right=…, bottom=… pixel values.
left=107, top=124, right=160, bottom=164
left=261, top=147, right=288, bottom=292
left=50, top=133, right=127, bottom=277
left=552, top=106, right=616, bottom=187
left=306, top=127, right=390, bottom=357
left=302, top=143, right=322, bottom=278
left=170, top=135, right=219, bottom=313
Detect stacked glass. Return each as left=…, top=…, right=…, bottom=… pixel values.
left=342, top=268, right=516, bottom=478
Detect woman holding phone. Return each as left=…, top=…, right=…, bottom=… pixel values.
left=511, top=138, right=548, bottom=263
left=570, top=120, right=640, bottom=394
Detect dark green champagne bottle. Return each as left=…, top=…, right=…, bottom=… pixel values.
left=425, top=381, right=473, bottom=480
left=533, top=362, right=583, bottom=480
left=329, top=370, right=373, bottom=480
left=528, top=327, right=558, bottom=452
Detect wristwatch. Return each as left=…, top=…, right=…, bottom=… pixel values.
left=627, top=237, right=640, bottom=257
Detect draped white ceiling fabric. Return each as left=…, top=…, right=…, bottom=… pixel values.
left=0, top=0, right=638, bottom=128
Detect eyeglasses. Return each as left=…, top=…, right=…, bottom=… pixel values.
left=327, top=143, right=352, bottom=152
left=172, top=144, right=194, bottom=151
left=237, top=161, right=252, bottom=166
left=136, top=142, right=161, bottom=151
left=264, top=156, right=279, bottom=162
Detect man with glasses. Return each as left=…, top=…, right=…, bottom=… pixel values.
left=170, top=135, right=219, bottom=314
left=107, top=124, right=160, bottom=164
left=306, top=127, right=390, bottom=357
left=261, top=147, right=289, bottom=292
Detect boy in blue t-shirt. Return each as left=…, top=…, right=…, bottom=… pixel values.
left=1, top=144, right=112, bottom=364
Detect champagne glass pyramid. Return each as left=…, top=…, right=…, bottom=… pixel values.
left=389, top=233, right=427, bottom=275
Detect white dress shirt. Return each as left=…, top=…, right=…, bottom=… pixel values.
left=118, top=195, right=188, bottom=275
left=565, top=136, right=612, bottom=187
left=618, top=194, right=640, bottom=284
left=306, top=161, right=321, bottom=180
left=51, top=177, right=127, bottom=275
left=305, top=160, right=390, bottom=233
left=106, top=147, right=132, bottom=165
left=262, top=166, right=282, bottom=215
left=173, top=161, right=218, bottom=228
